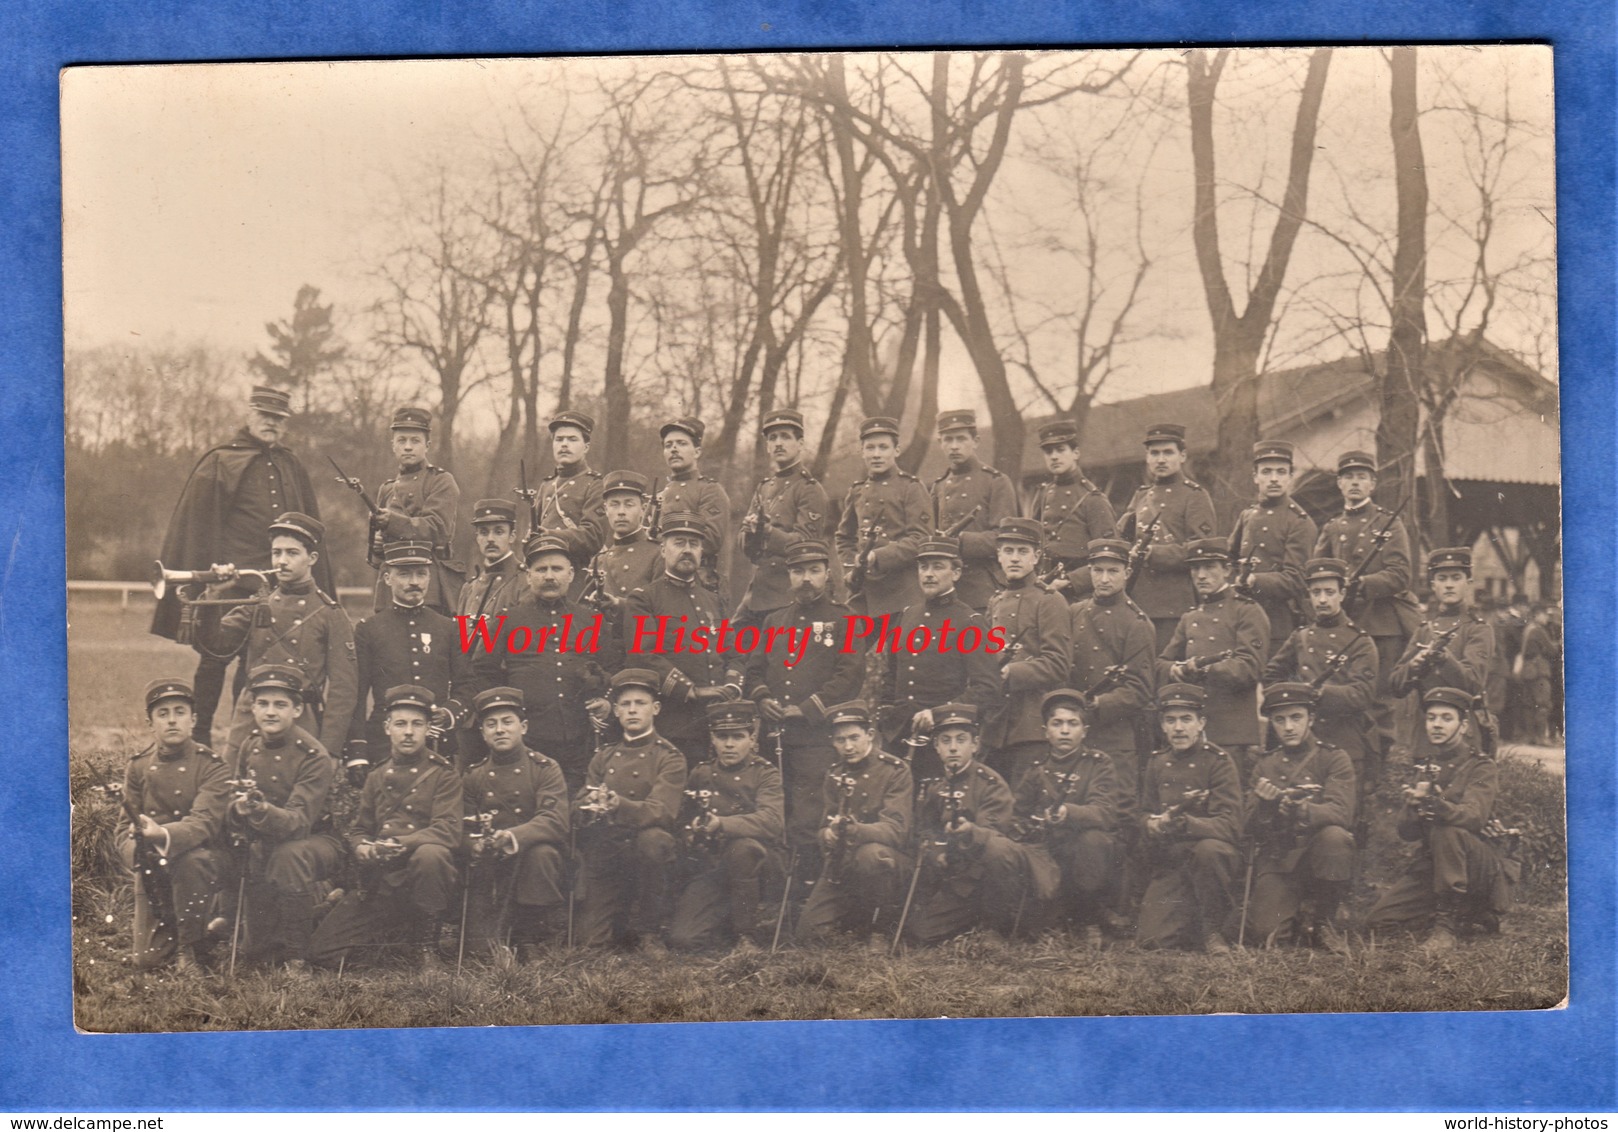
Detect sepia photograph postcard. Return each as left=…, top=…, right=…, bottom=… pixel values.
left=60, top=46, right=1569, bottom=1037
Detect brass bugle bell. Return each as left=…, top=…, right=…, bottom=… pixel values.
left=150, top=560, right=270, bottom=600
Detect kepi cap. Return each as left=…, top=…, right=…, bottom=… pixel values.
left=1304, top=557, right=1349, bottom=584
left=384, top=684, right=436, bottom=714
left=706, top=700, right=759, bottom=730
left=657, top=511, right=708, bottom=541
left=1087, top=538, right=1131, bottom=564
left=1144, top=423, right=1187, bottom=445
left=1427, top=547, right=1472, bottom=574
left=1422, top=686, right=1475, bottom=714
left=785, top=538, right=831, bottom=567
left=144, top=677, right=194, bottom=712
left=523, top=533, right=572, bottom=565
left=1336, top=450, right=1377, bottom=475
left=935, top=409, right=977, bottom=433
left=1038, top=420, right=1079, bottom=448
left=825, top=700, right=873, bottom=728
left=610, top=668, right=661, bottom=699
left=269, top=511, right=324, bottom=547
left=659, top=416, right=705, bottom=444
left=248, top=385, right=292, bottom=418
left=602, top=470, right=651, bottom=498
left=382, top=540, right=434, bottom=567
left=1040, top=688, right=1092, bottom=719
left=473, top=687, right=526, bottom=718
left=390, top=405, right=432, bottom=433
left=760, top=408, right=805, bottom=435
left=994, top=517, right=1042, bottom=546
left=548, top=410, right=595, bottom=438
left=916, top=537, right=962, bottom=562
left=1252, top=439, right=1295, bottom=465
left=1157, top=684, right=1206, bottom=711
left=932, top=702, right=978, bottom=732
left=1262, top=682, right=1319, bottom=714
left=247, top=663, right=304, bottom=698
left=472, top=498, right=518, bottom=526
left=859, top=416, right=900, bottom=440
left=1184, top=537, right=1230, bottom=565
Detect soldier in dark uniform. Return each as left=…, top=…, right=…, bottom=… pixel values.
left=1313, top=450, right=1421, bottom=753
left=1240, top=683, right=1357, bottom=952
left=207, top=512, right=358, bottom=764
left=656, top=416, right=732, bottom=607
left=152, top=385, right=331, bottom=743
left=930, top=409, right=1020, bottom=612
left=1135, top=684, right=1244, bottom=954
left=572, top=669, right=688, bottom=952
left=370, top=406, right=463, bottom=616
left=1229, top=440, right=1317, bottom=655
left=879, top=537, right=1003, bottom=781
left=1516, top=604, right=1560, bottom=744
left=621, top=512, right=741, bottom=763
left=531, top=410, right=607, bottom=602
left=669, top=700, right=787, bottom=952
left=1120, top=423, right=1218, bottom=651
left=1391, top=547, right=1496, bottom=762
left=1158, top=538, right=1269, bottom=777
left=119, top=678, right=231, bottom=971
left=588, top=470, right=662, bottom=652
left=456, top=498, right=523, bottom=623
left=981, top=518, right=1072, bottom=781
left=795, top=701, right=914, bottom=947
left=1008, top=689, right=1122, bottom=945
left=468, top=534, right=611, bottom=793
left=223, top=664, right=342, bottom=974
left=308, top=685, right=464, bottom=969
left=737, top=407, right=834, bottom=624
left=1028, top=419, right=1116, bottom=600
left=1266, top=557, right=1379, bottom=798
left=743, top=538, right=865, bottom=879
left=836, top=416, right=932, bottom=618
left=1366, top=686, right=1512, bottom=953
left=348, top=540, right=471, bottom=774
left=460, top=687, right=570, bottom=962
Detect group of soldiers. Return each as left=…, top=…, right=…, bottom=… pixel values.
left=119, top=382, right=1530, bottom=975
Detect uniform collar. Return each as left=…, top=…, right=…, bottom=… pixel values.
left=1053, top=469, right=1078, bottom=486
left=483, top=552, right=514, bottom=573
left=397, top=461, right=426, bottom=476
left=670, top=468, right=696, bottom=482
left=773, top=460, right=802, bottom=479
left=1149, top=471, right=1185, bottom=487
left=491, top=744, right=529, bottom=766
left=279, top=577, right=315, bottom=596
left=924, top=588, right=958, bottom=609
left=234, top=427, right=281, bottom=452
left=945, top=458, right=979, bottom=477
left=392, top=601, right=427, bottom=614
left=619, top=729, right=658, bottom=748
left=555, top=461, right=591, bottom=479
left=1093, top=591, right=1121, bottom=607
left=1315, top=611, right=1345, bottom=628
left=1344, top=499, right=1372, bottom=515
left=1258, top=494, right=1287, bottom=508
left=1277, top=736, right=1316, bottom=760
left=1197, top=584, right=1231, bottom=605
left=663, top=570, right=695, bottom=588
left=155, top=738, right=196, bottom=763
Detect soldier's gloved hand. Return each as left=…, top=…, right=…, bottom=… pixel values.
left=781, top=705, right=805, bottom=722
left=137, top=814, right=165, bottom=842
left=1253, top=777, right=1282, bottom=803
left=429, top=706, right=456, bottom=742
left=585, top=698, right=610, bottom=727
left=1146, top=814, right=1170, bottom=837
left=354, top=841, right=377, bottom=864
left=759, top=698, right=786, bottom=724
left=494, top=829, right=519, bottom=857
left=1049, top=804, right=1069, bottom=825
left=911, top=708, right=935, bottom=735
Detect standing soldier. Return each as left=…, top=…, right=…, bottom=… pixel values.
left=1366, top=686, right=1512, bottom=952
left=348, top=540, right=470, bottom=775
left=1516, top=604, right=1560, bottom=745
left=836, top=417, right=932, bottom=618
left=223, top=664, right=342, bottom=974
left=795, top=701, right=914, bottom=948
left=206, top=512, right=358, bottom=764
left=461, top=687, right=571, bottom=962
left=1028, top=419, right=1116, bottom=600
left=1313, top=450, right=1420, bottom=752
left=1158, top=539, right=1269, bottom=777
left=572, top=669, right=688, bottom=953
left=879, top=538, right=1003, bottom=779
left=308, top=685, right=464, bottom=970
left=622, top=513, right=741, bottom=763
left=736, top=408, right=833, bottom=626
left=1120, top=423, right=1218, bottom=651
left=669, top=701, right=787, bottom=953
left=469, top=534, right=611, bottom=794
left=152, top=384, right=331, bottom=744
left=929, top=409, right=1020, bottom=613
left=1228, top=440, right=1317, bottom=655
left=656, top=416, right=732, bottom=606
left=743, top=539, right=865, bottom=881
left=1266, top=557, right=1380, bottom=799
left=1390, top=548, right=1496, bottom=760
left=370, top=406, right=463, bottom=616
left=902, top=704, right=1024, bottom=946
left=981, top=518, right=1072, bottom=781
left=1240, top=683, right=1357, bottom=952
left=1135, top=684, right=1244, bottom=954
left=589, top=471, right=662, bottom=629
left=1008, top=689, right=1122, bottom=946
left=118, top=678, right=231, bottom=971
left=456, top=498, right=523, bottom=624
left=532, top=410, right=607, bottom=602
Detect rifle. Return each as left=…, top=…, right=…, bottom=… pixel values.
left=822, top=772, right=858, bottom=886
left=890, top=776, right=937, bottom=955
left=1144, top=787, right=1211, bottom=859
left=579, top=552, right=612, bottom=612
left=329, top=455, right=386, bottom=565
left=99, top=781, right=177, bottom=951
left=1308, top=629, right=1372, bottom=690
left=1175, top=649, right=1237, bottom=683
left=846, top=521, right=880, bottom=602
left=937, top=504, right=981, bottom=539
left=1125, top=513, right=1162, bottom=591
left=1082, top=663, right=1130, bottom=702
left=741, top=480, right=770, bottom=562
left=770, top=846, right=798, bottom=954
left=682, top=788, right=723, bottom=863
left=1013, top=767, right=1086, bottom=842
left=1342, top=494, right=1410, bottom=599
left=223, top=765, right=261, bottom=976
left=516, top=460, right=539, bottom=537
left=459, top=810, right=501, bottom=972
left=1406, top=622, right=1463, bottom=683
left=1036, top=562, right=1070, bottom=590
left=648, top=476, right=664, bottom=541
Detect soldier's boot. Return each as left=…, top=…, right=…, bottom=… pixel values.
left=1422, top=895, right=1461, bottom=955
left=278, top=891, right=315, bottom=971
left=174, top=944, right=206, bottom=974
left=511, top=905, right=558, bottom=964
left=1203, top=931, right=1232, bottom=956
left=1310, top=882, right=1352, bottom=955
left=413, top=919, right=445, bottom=971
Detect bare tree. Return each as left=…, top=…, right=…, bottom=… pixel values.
left=1377, top=46, right=1427, bottom=525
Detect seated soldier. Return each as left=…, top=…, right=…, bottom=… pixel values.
left=669, top=701, right=787, bottom=953
left=117, top=678, right=231, bottom=971
left=1366, top=686, right=1514, bottom=953
left=572, top=669, right=688, bottom=953
left=1008, top=689, right=1121, bottom=946
left=223, top=664, right=343, bottom=974
left=1135, top=683, right=1244, bottom=954
left=1239, top=683, right=1357, bottom=953
left=308, top=685, right=463, bottom=969
left=902, top=703, right=1023, bottom=946
left=461, top=687, right=570, bottom=963
left=795, top=701, right=914, bottom=948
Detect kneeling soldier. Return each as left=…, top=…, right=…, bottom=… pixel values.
left=462, top=687, right=570, bottom=961
left=902, top=703, right=1023, bottom=945
left=1135, top=684, right=1244, bottom=954
left=308, top=685, right=463, bottom=969
left=573, top=668, right=688, bottom=952
left=1239, top=683, right=1356, bottom=952
left=1009, top=689, right=1121, bottom=945
left=1366, top=686, right=1513, bottom=953
left=796, top=701, right=914, bottom=946
left=669, top=700, right=786, bottom=952
left=225, top=664, right=343, bottom=973
left=118, top=678, right=231, bottom=971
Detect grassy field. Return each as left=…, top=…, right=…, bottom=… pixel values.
left=67, top=592, right=1568, bottom=1031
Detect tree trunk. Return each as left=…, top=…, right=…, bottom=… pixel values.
left=601, top=255, right=632, bottom=472
left=1378, top=46, right=1427, bottom=534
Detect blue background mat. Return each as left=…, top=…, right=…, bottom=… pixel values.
left=2, top=0, right=1610, bottom=1111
